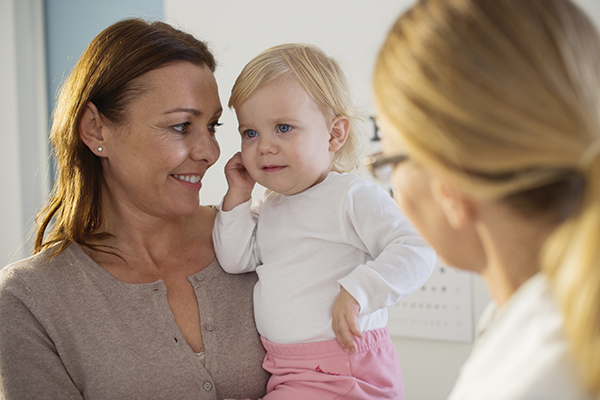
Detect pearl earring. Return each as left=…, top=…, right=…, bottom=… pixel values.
left=97, top=146, right=103, bottom=152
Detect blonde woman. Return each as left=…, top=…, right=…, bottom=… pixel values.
left=373, top=0, right=599, bottom=399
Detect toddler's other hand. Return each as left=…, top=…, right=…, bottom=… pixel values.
left=331, top=286, right=363, bottom=354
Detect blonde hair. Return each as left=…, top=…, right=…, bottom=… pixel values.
left=36, top=18, right=216, bottom=257
left=229, top=43, right=364, bottom=172
left=374, top=0, right=600, bottom=396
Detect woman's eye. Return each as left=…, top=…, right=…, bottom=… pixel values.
left=172, top=122, right=191, bottom=133
left=277, top=124, right=292, bottom=133
left=209, top=121, right=223, bottom=133
left=244, top=129, right=258, bottom=139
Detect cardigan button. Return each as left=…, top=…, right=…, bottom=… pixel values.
left=203, top=381, right=213, bottom=391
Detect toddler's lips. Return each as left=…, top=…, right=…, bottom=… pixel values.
left=261, top=165, right=286, bottom=172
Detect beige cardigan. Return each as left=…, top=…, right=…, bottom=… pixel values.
left=0, top=244, right=269, bottom=399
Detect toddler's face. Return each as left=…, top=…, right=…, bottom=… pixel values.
left=235, top=78, right=336, bottom=195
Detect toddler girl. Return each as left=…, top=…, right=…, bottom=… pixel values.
left=213, top=43, right=436, bottom=399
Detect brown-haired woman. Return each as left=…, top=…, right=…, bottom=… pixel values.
left=373, top=0, right=599, bottom=399
left=0, top=18, right=268, bottom=399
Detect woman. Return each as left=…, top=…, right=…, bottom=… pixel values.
left=0, top=19, right=269, bottom=399
left=372, top=0, right=599, bottom=399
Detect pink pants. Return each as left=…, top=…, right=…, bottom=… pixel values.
left=260, top=327, right=404, bottom=400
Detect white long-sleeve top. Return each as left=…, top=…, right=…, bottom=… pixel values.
left=213, top=172, right=436, bottom=344
left=448, top=273, right=594, bottom=400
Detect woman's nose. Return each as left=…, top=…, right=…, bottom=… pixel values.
left=191, top=129, right=220, bottom=165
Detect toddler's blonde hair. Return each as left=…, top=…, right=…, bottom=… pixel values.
left=229, top=43, right=363, bottom=172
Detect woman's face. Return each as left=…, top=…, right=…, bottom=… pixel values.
left=101, top=62, right=222, bottom=218
left=382, top=128, right=485, bottom=272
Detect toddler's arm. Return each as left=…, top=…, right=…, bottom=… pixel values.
left=213, top=152, right=261, bottom=274
left=334, top=179, right=437, bottom=347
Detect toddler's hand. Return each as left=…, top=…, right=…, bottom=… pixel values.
left=331, top=286, right=363, bottom=354
left=222, top=152, right=255, bottom=211
left=224, top=152, right=255, bottom=191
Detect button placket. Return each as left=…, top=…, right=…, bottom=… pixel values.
left=191, top=272, right=220, bottom=372
left=147, top=283, right=185, bottom=350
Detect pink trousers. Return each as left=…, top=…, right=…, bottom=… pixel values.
left=260, top=327, right=404, bottom=400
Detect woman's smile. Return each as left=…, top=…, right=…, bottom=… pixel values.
left=172, top=173, right=204, bottom=186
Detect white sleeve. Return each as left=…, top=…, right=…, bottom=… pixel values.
left=212, top=199, right=262, bottom=274
left=338, top=180, right=437, bottom=315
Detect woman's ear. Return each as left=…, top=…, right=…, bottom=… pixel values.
left=431, top=178, right=477, bottom=229
left=329, top=116, right=350, bottom=152
left=80, top=102, right=107, bottom=157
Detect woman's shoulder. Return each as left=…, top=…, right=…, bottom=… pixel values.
left=200, top=258, right=258, bottom=290
left=449, top=274, right=593, bottom=400
left=189, top=204, right=218, bottom=232
left=0, top=244, right=88, bottom=294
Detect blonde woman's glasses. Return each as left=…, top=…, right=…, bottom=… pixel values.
left=363, top=152, right=409, bottom=182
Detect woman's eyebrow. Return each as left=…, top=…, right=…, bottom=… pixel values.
left=163, top=107, right=202, bottom=116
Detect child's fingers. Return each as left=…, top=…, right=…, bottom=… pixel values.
left=331, top=287, right=363, bottom=353
left=333, top=318, right=358, bottom=354
left=347, top=315, right=363, bottom=339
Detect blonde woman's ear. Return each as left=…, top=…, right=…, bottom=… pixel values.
left=80, top=101, right=108, bottom=157
left=329, top=116, right=350, bottom=152
left=431, top=178, right=477, bottom=229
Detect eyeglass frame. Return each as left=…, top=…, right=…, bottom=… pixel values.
left=363, top=152, right=409, bottom=182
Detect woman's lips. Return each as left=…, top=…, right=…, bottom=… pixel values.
left=172, top=174, right=202, bottom=184
left=171, top=173, right=203, bottom=189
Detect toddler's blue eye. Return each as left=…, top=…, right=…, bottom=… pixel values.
left=245, top=129, right=258, bottom=138
left=278, top=124, right=291, bottom=133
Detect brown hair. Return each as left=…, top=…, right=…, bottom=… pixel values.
left=35, top=18, right=216, bottom=256
left=374, top=0, right=600, bottom=395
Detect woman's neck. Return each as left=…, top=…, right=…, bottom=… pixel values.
left=87, top=188, right=213, bottom=272
left=475, top=202, right=552, bottom=307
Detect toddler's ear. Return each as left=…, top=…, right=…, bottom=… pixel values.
left=329, top=116, right=350, bottom=152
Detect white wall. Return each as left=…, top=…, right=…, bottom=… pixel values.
left=0, top=0, right=49, bottom=268
left=0, top=0, right=23, bottom=268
